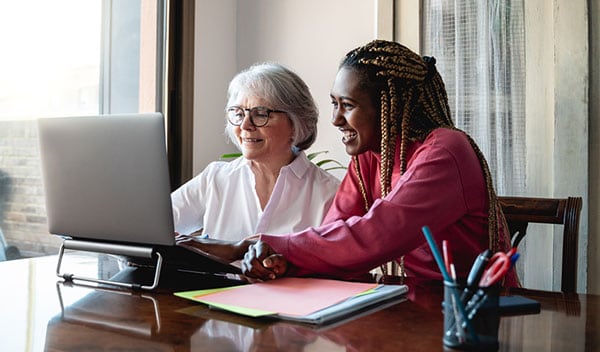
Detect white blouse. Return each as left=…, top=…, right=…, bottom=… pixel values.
left=171, top=152, right=340, bottom=241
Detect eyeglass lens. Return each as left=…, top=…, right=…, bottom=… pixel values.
left=227, top=107, right=271, bottom=127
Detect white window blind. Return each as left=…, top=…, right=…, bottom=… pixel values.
left=421, top=0, right=526, bottom=196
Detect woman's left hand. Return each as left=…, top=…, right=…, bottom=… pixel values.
left=241, top=240, right=288, bottom=280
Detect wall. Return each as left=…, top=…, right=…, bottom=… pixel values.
left=0, top=121, right=61, bottom=257
left=193, top=0, right=378, bottom=179
left=524, top=0, right=589, bottom=293
left=589, top=0, right=600, bottom=294
left=193, top=0, right=238, bottom=174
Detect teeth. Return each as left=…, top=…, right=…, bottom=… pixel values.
left=342, top=130, right=357, bottom=143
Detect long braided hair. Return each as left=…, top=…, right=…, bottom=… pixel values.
left=341, top=39, right=502, bottom=252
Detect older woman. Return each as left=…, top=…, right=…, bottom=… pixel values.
left=171, top=63, right=340, bottom=242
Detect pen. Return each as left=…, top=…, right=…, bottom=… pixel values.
left=510, top=252, right=520, bottom=268
left=442, top=240, right=457, bottom=280
left=422, top=226, right=478, bottom=343
left=461, top=249, right=492, bottom=302
left=442, top=240, right=464, bottom=342
left=507, top=247, right=517, bottom=258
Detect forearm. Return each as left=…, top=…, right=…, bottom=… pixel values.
left=176, top=235, right=255, bottom=262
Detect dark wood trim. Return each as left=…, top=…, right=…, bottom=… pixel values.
left=498, top=196, right=583, bottom=292
left=166, top=0, right=194, bottom=190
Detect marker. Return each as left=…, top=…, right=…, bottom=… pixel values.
left=461, top=249, right=492, bottom=302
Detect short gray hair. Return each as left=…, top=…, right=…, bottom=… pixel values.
left=225, top=62, right=318, bottom=151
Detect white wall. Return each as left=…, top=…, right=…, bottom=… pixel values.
left=524, top=0, right=589, bottom=292
left=194, top=0, right=238, bottom=175
left=589, top=0, right=600, bottom=294
left=194, top=0, right=378, bottom=178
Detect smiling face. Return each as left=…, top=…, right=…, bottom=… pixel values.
left=230, top=95, right=295, bottom=165
left=330, top=67, right=381, bottom=156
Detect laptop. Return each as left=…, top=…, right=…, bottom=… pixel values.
left=38, top=113, right=240, bottom=290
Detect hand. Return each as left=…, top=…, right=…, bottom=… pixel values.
left=241, top=240, right=288, bottom=280
left=175, top=233, right=253, bottom=262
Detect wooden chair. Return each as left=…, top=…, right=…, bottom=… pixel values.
left=497, top=196, right=583, bottom=293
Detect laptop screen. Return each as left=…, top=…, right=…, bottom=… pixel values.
left=38, top=113, right=175, bottom=247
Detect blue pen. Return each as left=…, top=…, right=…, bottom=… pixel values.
left=422, top=226, right=479, bottom=343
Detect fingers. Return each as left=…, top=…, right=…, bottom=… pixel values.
left=174, top=233, right=193, bottom=244
left=263, top=255, right=288, bottom=277
left=241, top=243, right=276, bottom=280
left=240, top=241, right=289, bottom=280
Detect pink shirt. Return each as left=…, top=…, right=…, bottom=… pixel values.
left=261, top=128, right=516, bottom=284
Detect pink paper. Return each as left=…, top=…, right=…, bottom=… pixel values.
left=195, top=277, right=377, bottom=316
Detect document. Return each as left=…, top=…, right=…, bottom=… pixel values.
left=175, top=277, right=408, bottom=325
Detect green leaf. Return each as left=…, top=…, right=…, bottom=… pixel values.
left=307, top=150, right=329, bottom=160
left=220, top=153, right=242, bottom=160
left=323, top=166, right=348, bottom=172
left=315, top=159, right=345, bottom=168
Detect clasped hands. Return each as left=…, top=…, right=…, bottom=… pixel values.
left=175, top=233, right=289, bottom=280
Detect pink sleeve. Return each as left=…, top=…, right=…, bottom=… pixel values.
left=262, top=140, right=478, bottom=279
left=321, top=158, right=368, bottom=225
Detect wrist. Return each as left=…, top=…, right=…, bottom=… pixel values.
left=233, top=239, right=255, bottom=259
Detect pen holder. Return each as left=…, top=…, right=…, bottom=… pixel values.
left=442, top=280, right=500, bottom=351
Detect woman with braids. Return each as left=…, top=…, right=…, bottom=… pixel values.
left=232, top=40, right=517, bottom=286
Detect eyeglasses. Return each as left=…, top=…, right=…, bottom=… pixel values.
left=226, top=106, right=286, bottom=127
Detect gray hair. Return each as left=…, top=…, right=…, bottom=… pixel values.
left=225, top=62, right=318, bottom=151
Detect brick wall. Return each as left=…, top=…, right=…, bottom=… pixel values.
left=0, top=120, right=61, bottom=258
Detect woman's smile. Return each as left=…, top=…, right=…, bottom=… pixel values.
left=340, top=128, right=358, bottom=144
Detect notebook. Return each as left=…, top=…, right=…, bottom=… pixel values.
left=175, top=277, right=408, bottom=325
left=38, top=113, right=240, bottom=289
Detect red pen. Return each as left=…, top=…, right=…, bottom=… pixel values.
left=442, top=240, right=457, bottom=280
left=507, top=247, right=517, bottom=258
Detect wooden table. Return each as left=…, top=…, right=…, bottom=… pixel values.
left=0, top=253, right=597, bottom=351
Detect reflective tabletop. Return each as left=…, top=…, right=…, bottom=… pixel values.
left=0, top=253, right=598, bottom=351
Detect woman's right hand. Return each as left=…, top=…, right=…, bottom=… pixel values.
left=175, top=233, right=253, bottom=262
left=241, top=240, right=288, bottom=280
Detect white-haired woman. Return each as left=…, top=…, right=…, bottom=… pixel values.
left=171, top=63, right=339, bottom=245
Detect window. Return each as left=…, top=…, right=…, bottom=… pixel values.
left=421, top=0, right=526, bottom=196
left=0, top=0, right=164, bottom=259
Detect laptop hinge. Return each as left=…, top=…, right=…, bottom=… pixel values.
left=56, top=239, right=163, bottom=290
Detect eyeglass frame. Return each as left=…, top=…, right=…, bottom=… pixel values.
left=226, top=106, right=287, bottom=127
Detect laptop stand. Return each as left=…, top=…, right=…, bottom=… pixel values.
left=56, top=239, right=164, bottom=290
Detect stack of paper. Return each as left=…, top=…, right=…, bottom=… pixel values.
left=175, top=277, right=408, bottom=325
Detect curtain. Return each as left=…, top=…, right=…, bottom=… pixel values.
left=421, top=0, right=526, bottom=196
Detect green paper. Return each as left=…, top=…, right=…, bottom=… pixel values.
left=174, top=285, right=276, bottom=317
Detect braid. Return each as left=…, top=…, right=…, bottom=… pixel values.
left=342, top=39, right=501, bottom=252
left=380, top=88, right=389, bottom=196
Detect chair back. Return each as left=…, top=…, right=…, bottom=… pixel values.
left=497, top=196, right=582, bottom=293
